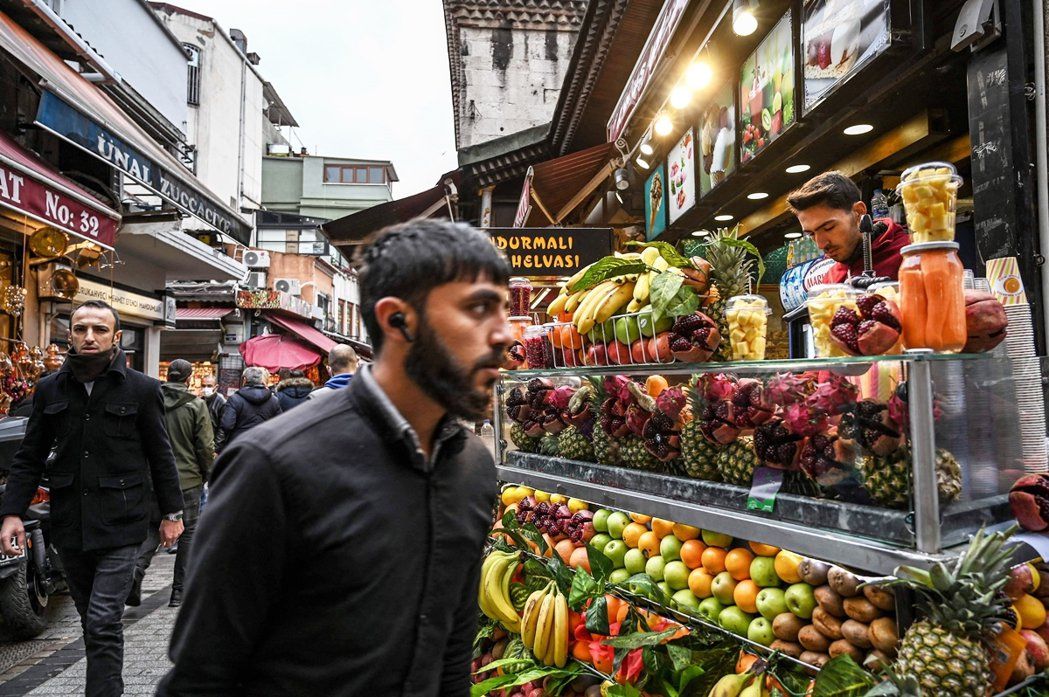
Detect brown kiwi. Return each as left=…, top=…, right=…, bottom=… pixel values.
left=862, top=584, right=896, bottom=612
left=773, top=612, right=805, bottom=642
left=840, top=619, right=872, bottom=649
left=868, top=617, right=899, bottom=655
left=864, top=649, right=892, bottom=671
left=827, top=567, right=861, bottom=597
left=798, top=558, right=830, bottom=585
left=814, top=585, right=845, bottom=618
left=843, top=597, right=881, bottom=623
left=798, top=625, right=831, bottom=653
left=811, top=607, right=844, bottom=640
left=799, top=651, right=831, bottom=669
left=829, top=639, right=864, bottom=663
left=770, top=640, right=803, bottom=658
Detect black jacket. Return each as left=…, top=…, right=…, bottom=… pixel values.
left=204, top=392, right=226, bottom=432
left=158, top=366, right=496, bottom=697
left=216, top=385, right=281, bottom=451
left=0, top=351, right=183, bottom=552
left=274, top=377, right=313, bottom=412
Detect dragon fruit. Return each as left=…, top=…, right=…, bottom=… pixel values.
left=798, top=432, right=858, bottom=486
left=765, top=372, right=818, bottom=407
left=547, top=385, right=575, bottom=411
left=731, top=378, right=774, bottom=429
left=655, top=386, right=687, bottom=422
left=753, top=418, right=804, bottom=470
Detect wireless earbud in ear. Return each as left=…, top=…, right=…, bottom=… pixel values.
left=389, top=312, right=414, bottom=343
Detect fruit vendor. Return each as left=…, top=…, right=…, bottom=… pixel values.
left=787, top=171, right=909, bottom=283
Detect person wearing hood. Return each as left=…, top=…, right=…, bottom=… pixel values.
left=216, top=367, right=281, bottom=452
left=274, top=369, right=313, bottom=411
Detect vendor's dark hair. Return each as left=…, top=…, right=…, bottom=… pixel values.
left=357, top=218, right=511, bottom=354
left=786, top=171, right=862, bottom=214
left=72, top=299, right=121, bottom=331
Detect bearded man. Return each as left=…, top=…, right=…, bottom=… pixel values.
left=158, top=219, right=511, bottom=696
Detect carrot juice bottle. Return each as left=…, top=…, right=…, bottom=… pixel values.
left=899, top=242, right=966, bottom=352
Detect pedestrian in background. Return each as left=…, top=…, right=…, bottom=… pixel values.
left=308, top=344, right=358, bottom=403
left=0, top=300, right=183, bottom=697
left=158, top=219, right=511, bottom=696
left=214, top=367, right=281, bottom=451
left=274, top=369, right=313, bottom=411
left=200, top=373, right=225, bottom=433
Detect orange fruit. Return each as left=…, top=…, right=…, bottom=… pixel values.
left=541, top=533, right=556, bottom=557
left=688, top=568, right=715, bottom=598
left=725, top=548, right=755, bottom=581
left=550, top=327, right=564, bottom=348
left=638, top=531, right=661, bottom=558
left=622, top=522, right=647, bottom=549
left=651, top=518, right=675, bottom=538
left=748, top=541, right=781, bottom=556
left=701, top=547, right=728, bottom=575
left=629, top=512, right=652, bottom=525
left=737, top=651, right=759, bottom=674
left=554, top=539, right=576, bottom=565
left=680, top=539, right=707, bottom=569
left=673, top=523, right=701, bottom=541
left=572, top=640, right=592, bottom=663
left=569, top=546, right=591, bottom=572
left=645, top=375, right=669, bottom=398
left=560, top=325, right=584, bottom=349
left=616, top=603, right=629, bottom=625
left=606, top=595, right=623, bottom=625
left=1016, top=593, right=1047, bottom=629
left=774, top=550, right=804, bottom=584
left=734, top=580, right=760, bottom=613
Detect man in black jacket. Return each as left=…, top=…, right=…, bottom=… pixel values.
left=215, top=366, right=281, bottom=451
left=274, top=369, right=313, bottom=411
left=200, top=373, right=225, bottom=433
left=158, top=220, right=511, bottom=696
left=0, top=300, right=183, bottom=697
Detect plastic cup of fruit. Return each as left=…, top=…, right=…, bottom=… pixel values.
left=896, top=161, right=963, bottom=244
left=509, top=277, right=533, bottom=317
left=522, top=324, right=553, bottom=369
left=806, top=283, right=860, bottom=358
left=866, top=283, right=903, bottom=355
left=726, top=294, right=771, bottom=361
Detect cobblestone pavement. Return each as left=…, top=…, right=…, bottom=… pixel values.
left=0, top=552, right=177, bottom=696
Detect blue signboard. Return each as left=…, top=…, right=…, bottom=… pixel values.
left=35, top=91, right=251, bottom=244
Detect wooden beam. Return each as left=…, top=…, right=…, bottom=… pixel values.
left=554, top=160, right=618, bottom=224
left=530, top=188, right=558, bottom=226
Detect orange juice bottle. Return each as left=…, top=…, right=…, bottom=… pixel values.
left=899, top=242, right=966, bottom=352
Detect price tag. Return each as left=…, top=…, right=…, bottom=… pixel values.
left=1012, top=531, right=1049, bottom=561
left=747, top=467, right=784, bottom=513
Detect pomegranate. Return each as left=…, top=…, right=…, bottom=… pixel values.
left=829, top=295, right=902, bottom=356
left=963, top=290, right=1008, bottom=353
left=1010, top=474, right=1049, bottom=532
left=668, top=312, right=721, bottom=363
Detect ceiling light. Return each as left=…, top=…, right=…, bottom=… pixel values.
left=640, top=141, right=654, bottom=156
left=691, top=230, right=710, bottom=237
left=714, top=214, right=734, bottom=221
left=747, top=192, right=769, bottom=200
left=669, top=85, right=691, bottom=110
left=614, top=168, right=630, bottom=191
left=785, top=164, right=811, bottom=174
left=732, top=0, right=758, bottom=36
left=784, top=231, right=803, bottom=239
left=654, top=113, right=673, bottom=137
left=635, top=155, right=650, bottom=170
left=686, top=60, right=713, bottom=90
left=843, top=124, right=874, bottom=136
left=615, top=191, right=624, bottom=205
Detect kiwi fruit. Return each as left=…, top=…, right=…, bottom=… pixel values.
left=843, top=597, right=881, bottom=623
left=827, top=567, right=861, bottom=597
left=798, top=625, right=830, bottom=653
left=841, top=619, right=872, bottom=649
left=829, top=639, right=864, bottom=663
left=799, top=651, right=831, bottom=668
left=814, top=585, right=845, bottom=618
left=864, top=649, right=892, bottom=671
left=869, top=617, right=899, bottom=655
left=862, top=584, right=896, bottom=612
left=811, top=607, right=843, bottom=640
left=770, top=640, right=803, bottom=658
left=773, top=612, right=805, bottom=642
left=798, top=558, right=830, bottom=585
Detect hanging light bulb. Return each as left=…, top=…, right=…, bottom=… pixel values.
left=732, top=0, right=758, bottom=36
left=640, top=140, right=654, bottom=156
left=635, top=155, right=651, bottom=170
left=669, top=85, right=691, bottom=110
left=686, top=60, right=713, bottom=90
left=654, top=113, right=673, bottom=137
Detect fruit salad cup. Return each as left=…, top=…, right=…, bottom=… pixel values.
left=898, top=242, right=967, bottom=353
left=807, top=284, right=860, bottom=358
left=726, top=294, right=771, bottom=361
left=896, top=161, right=963, bottom=243
left=866, top=282, right=903, bottom=355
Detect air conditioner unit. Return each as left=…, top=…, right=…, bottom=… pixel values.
left=274, top=278, right=301, bottom=295
left=245, top=271, right=267, bottom=289
left=243, top=249, right=270, bottom=268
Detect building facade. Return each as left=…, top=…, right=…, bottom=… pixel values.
left=261, top=154, right=396, bottom=221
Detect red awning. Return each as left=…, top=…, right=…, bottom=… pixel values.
left=176, top=307, right=232, bottom=321
left=517, top=142, right=617, bottom=227
left=264, top=312, right=337, bottom=355
left=239, top=334, right=320, bottom=372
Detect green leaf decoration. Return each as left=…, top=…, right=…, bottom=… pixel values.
left=676, top=664, right=706, bottom=695
left=605, top=686, right=643, bottom=697
left=663, top=287, right=700, bottom=321
left=519, top=522, right=549, bottom=556
left=568, top=568, right=600, bottom=611
left=667, top=643, right=693, bottom=673
left=545, top=554, right=575, bottom=594
left=650, top=272, right=685, bottom=323
left=602, top=626, right=682, bottom=649
left=570, top=257, right=647, bottom=292
left=626, top=240, right=691, bottom=268
left=587, top=543, right=614, bottom=584
left=620, top=573, right=673, bottom=607
left=717, top=236, right=766, bottom=289
left=586, top=595, right=610, bottom=635
left=811, top=656, right=877, bottom=697
left=470, top=665, right=584, bottom=697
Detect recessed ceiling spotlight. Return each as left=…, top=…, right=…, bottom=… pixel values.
left=785, top=164, right=811, bottom=174
left=732, top=0, right=758, bottom=36
left=747, top=192, right=769, bottom=200
left=843, top=124, right=874, bottom=136
left=691, top=230, right=710, bottom=237
left=784, top=231, right=803, bottom=239
left=640, top=141, right=654, bottom=156
left=654, top=113, right=673, bottom=137
left=686, top=60, right=713, bottom=90
left=669, top=85, right=691, bottom=110
left=635, top=156, right=650, bottom=170
left=714, top=214, right=734, bottom=222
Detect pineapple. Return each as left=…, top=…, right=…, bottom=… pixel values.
left=593, top=424, right=620, bottom=466
left=858, top=446, right=962, bottom=509
left=702, top=226, right=756, bottom=361
left=509, top=423, right=541, bottom=453
left=887, top=526, right=1018, bottom=696
left=539, top=434, right=559, bottom=457
left=681, top=418, right=721, bottom=480
left=717, top=435, right=758, bottom=486
left=620, top=436, right=661, bottom=472
left=557, top=425, right=593, bottom=462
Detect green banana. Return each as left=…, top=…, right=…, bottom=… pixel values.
left=653, top=256, right=670, bottom=272
left=640, top=246, right=661, bottom=267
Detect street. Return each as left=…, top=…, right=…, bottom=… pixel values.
left=0, top=554, right=176, bottom=696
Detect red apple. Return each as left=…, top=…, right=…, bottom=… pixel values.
left=1021, top=629, right=1049, bottom=670
left=647, top=333, right=675, bottom=363
left=630, top=339, right=648, bottom=364
left=606, top=342, right=632, bottom=365
left=585, top=344, right=608, bottom=366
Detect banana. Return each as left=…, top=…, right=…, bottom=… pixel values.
left=626, top=298, right=643, bottom=313
left=633, top=270, right=652, bottom=303
left=546, top=288, right=570, bottom=317
left=738, top=678, right=767, bottom=697
left=483, top=553, right=518, bottom=629
left=565, top=264, right=592, bottom=293
left=478, top=552, right=506, bottom=621
left=520, top=584, right=550, bottom=648
left=552, top=591, right=568, bottom=668
left=615, top=252, right=642, bottom=260
left=653, top=256, right=670, bottom=272
left=574, top=281, right=617, bottom=334
left=592, top=281, right=636, bottom=325
left=640, top=246, right=661, bottom=266
left=708, top=673, right=753, bottom=697
left=563, top=288, right=587, bottom=314
left=531, top=591, right=555, bottom=661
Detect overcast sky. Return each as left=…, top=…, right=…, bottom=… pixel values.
left=170, top=0, right=458, bottom=198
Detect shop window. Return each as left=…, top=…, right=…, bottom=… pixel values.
left=185, top=44, right=201, bottom=106
left=120, top=327, right=145, bottom=373
left=322, top=164, right=386, bottom=184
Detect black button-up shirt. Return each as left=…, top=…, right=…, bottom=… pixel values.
left=159, top=366, right=497, bottom=696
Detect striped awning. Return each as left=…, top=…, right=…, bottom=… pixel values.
left=176, top=307, right=233, bottom=321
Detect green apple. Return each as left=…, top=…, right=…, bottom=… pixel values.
left=623, top=548, right=647, bottom=575
left=589, top=318, right=616, bottom=344
left=593, top=509, right=612, bottom=533
left=645, top=555, right=666, bottom=582
left=658, top=581, right=672, bottom=598
left=659, top=535, right=683, bottom=562
left=711, top=571, right=738, bottom=605
left=603, top=540, right=628, bottom=569
left=718, top=606, right=754, bottom=636
left=698, top=597, right=725, bottom=623
left=747, top=617, right=775, bottom=646
left=784, top=582, right=817, bottom=619
left=702, top=530, right=733, bottom=547
left=750, top=556, right=780, bottom=588
left=590, top=533, right=613, bottom=553
left=672, top=589, right=701, bottom=614
left=606, top=512, right=630, bottom=540
left=637, top=306, right=673, bottom=337
left=614, top=316, right=642, bottom=345
left=609, top=568, right=631, bottom=584
left=755, top=587, right=788, bottom=621
left=664, top=560, right=690, bottom=591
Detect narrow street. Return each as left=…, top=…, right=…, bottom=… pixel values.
left=0, top=555, right=176, bottom=696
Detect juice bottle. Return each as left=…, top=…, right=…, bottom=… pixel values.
left=898, top=242, right=966, bottom=352
left=509, top=277, right=533, bottom=317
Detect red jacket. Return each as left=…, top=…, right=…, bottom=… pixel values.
left=823, top=219, right=909, bottom=284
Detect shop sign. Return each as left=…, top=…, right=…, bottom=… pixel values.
left=513, top=169, right=534, bottom=228
left=607, top=0, right=690, bottom=142
left=666, top=128, right=696, bottom=224
left=74, top=278, right=164, bottom=322
left=235, top=289, right=312, bottom=319
left=486, top=228, right=612, bottom=276
left=644, top=164, right=667, bottom=241
left=740, top=10, right=796, bottom=164
left=803, top=0, right=891, bottom=110
left=34, top=91, right=252, bottom=245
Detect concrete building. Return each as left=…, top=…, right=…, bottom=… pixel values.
left=261, top=154, right=397, bottom=222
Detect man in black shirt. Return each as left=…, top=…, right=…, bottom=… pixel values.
left=158, top=219, right=512, bottom=696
